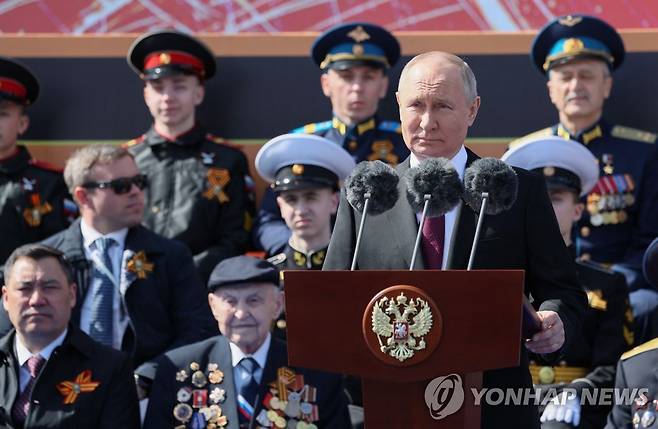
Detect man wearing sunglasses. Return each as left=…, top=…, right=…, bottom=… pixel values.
left=124, top=30, right=254, bottom=284
left=23, top=145, right=217, bottom=403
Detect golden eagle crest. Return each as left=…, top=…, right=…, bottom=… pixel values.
left=371, top=292, right=433, bottom=362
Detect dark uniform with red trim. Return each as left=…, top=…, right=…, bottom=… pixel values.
left=125, top=31, right=254, bottom=283
left=0, top=57, right=75, bottom=269
left=253, top=23, right=408, bottom=255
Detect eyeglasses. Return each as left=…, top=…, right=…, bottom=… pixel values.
left=82, top=174, right=148, bottom=194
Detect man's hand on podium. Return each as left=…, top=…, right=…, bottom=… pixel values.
left=524, top=311, right=565, bottom=354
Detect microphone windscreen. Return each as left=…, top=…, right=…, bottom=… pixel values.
left=463, top=157, right=518, bottom=215
left=405, top=157, right=463, bottom=217
left=345, top=160, right=400, bottom=215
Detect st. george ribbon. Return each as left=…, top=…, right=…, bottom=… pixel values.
left=345, top=160, right=400, bottom=270
left=404, top=158, right=463, bottom=270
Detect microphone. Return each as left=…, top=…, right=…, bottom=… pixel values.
left=462, top=157, right=518, bottom=270
left=345, top=160, right=400, bottom=270
left=404, top=157, right=463, bottom=270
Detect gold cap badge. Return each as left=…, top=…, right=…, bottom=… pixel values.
left=347, top=25, right=371, bottom=43
left=563, top=38, right=585, bottom=54
left=159, top=52, right=171, bottom=65
left=559, top=15, right=583, bottom=27
left=291, top=164, right=304, bottom=175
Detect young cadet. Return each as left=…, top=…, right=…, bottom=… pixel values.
left=509, top=15, right=658, bottom=341
left=255, top=134, right=355, bottom=271
left=0, top=57, right=75, bottom=268
left=253, top=22, right=408, bottom=255
left=124, top=30, right=253, bottom=283
left=143, top=255, right=351, bottom=429
left=503, top=136, right=634, bottom=429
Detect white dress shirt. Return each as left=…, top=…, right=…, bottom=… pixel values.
left=229, top=333, right=271, bottom=387
left=14, top=329, right=67, bottom=392
left=79, top=220, right=129, bottom=350
left=410, top=145, right=468, bottom=268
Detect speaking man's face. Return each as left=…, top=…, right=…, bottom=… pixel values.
left=396, top=61, right=479, bottom=160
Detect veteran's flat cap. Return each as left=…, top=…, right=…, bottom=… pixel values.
left=208, top=255, right=279, bottom=292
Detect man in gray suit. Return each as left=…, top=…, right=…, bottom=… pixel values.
left=324, top=51, right=587, bottom=429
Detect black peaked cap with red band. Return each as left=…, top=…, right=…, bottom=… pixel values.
left=0, top=57, right=39, bottom=105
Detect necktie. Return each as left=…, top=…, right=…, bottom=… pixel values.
left=237, top=357, right=260, bottom=426
left=89, top=237, right=115, bottom=347
left=11, top=354, right=46, bottom=426
left=422, top=215, right=445, bottom=269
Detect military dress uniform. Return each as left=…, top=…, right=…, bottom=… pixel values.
left=0, top=57, right=74, bottom=268
left=253, top=22, right=408, bottom=255
left=268, top=243, right=327, bottom=271
left=126, top=31, right=253, bottom=283
left=503, top=136, right=635, bottom=428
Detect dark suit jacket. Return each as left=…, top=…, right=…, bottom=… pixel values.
left=144, top=335, right=351, bottom=429
left=11, top=219, right=218, bottom=371
left=324, top=150, right=587, bottom=429
left=0, top=325, right=139, bottom=428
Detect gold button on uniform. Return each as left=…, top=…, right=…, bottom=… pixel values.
left=580, top=226, right=590, bottom=237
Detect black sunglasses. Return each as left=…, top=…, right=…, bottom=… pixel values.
left=82, top=174, right=148, bottom=194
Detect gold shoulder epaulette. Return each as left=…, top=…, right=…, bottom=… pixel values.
left=611, top=125, right=656, bottom=144
left=621, top=337, right=658, bottom=360
left=267, top=253, right=287, bottom=266
left=508, top=127, right=554, bottom=149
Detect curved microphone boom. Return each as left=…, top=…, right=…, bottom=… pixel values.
left=404, top=158, right=463, bottom=270
left=345, top=161, right=399, bottom=270
left=462, top=157, right=518, bottom=270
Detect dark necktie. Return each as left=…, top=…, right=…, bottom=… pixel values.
left=89, top=237, right=115, bottom=347
left=237, top=357, right=260, bottom=426
left=12, top=354, right=46, bottom=426
left=422, top=215, right=445, bottom=269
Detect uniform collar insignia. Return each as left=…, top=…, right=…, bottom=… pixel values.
left=56, top=370, right=100, bottom=404
left=332, top=116, right=376, bottom=136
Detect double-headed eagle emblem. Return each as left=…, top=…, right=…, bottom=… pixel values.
left=371, top=292, right=433, bottom=362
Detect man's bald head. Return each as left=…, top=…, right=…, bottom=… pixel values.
left=398, top=52, right=478, bottom=103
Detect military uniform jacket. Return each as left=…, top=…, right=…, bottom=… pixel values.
left=126, top=124, right=252, bottom=283
left=324, top=149, right=587, bottom=429
left=0, top=145, right=73, bottom=266
left=268, top=243, right=328, bottom=271
left=27, top=220, right=217, bottom=371
left=0, top=325, right=140, bottom=429
left=253, top=115, right=409, bottom=255
left=511, top=120, right=658, bottom=290
left=605, top=339, right=658, bottom=428
left=144, top=335, right=351, bottom=429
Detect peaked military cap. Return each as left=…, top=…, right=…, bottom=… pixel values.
left=255, top=133, right=356, bottom=193
left=0, top=56, right=39, bottom=105
left=311, top=22, right=400, bottom=71
left=531, top=14, right=625, bottom=74
left=208, top=255, right=279, bottom=292
left=501, top=136, right=599, bottom=196
left=644, top=237, right=658, bottom=288
left=128, top=30, right=216, bottom=81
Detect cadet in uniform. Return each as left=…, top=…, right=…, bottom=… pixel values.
left=143, top=255, right=351, bottom=429
left=253, top=22, right=408, bottom=255
left=125, top=30, right=253, bottom=283
left=0, top=57, right=75, bottom=268
left=605, top=239, right=658, bottom=429
left=510, top=15, right=658, bottom=342
left=503, top=136, right=634, bottom=429
left=255, top=134, right=355, bottom=271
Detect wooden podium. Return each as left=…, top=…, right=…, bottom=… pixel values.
left=283, top=269, right=525, bottom=428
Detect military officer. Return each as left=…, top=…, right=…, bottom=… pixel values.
left=125, top=30, right=254, bottom=283
left=143, top=255, right=351, bottom=429
left=509, top=14, right=658, bottom=342
left=0, top=57, right=75, bottom=269
left=253, top=22, right=409, bottom=255
left=503, top=136, right=635, bottom=429
left=255, top=134, right=355, bottom=271
left=605, top=239, right=658, bottom=428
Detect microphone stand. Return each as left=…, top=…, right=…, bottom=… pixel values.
left=467, top=192, right=488, bottom=270
left=351, top=193, right=371, bottom=271
left=409, top=194, right=431, bottom=270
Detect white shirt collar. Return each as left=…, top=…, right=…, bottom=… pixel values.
left=80, top=219, right=128, bottom=250
left=229, top=333, right=271, bottom=370
left=409, top=145, right=468, bottom=180
left=15, top=328, right=68, bottom=366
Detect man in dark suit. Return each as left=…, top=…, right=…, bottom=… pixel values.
left=144, top=255, right=351, bottom=429
left=1, top=243, right=139, bottom=428
left=2, top=145, right=216, bottom=391
left=324, top=51, right=587, bottom=428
